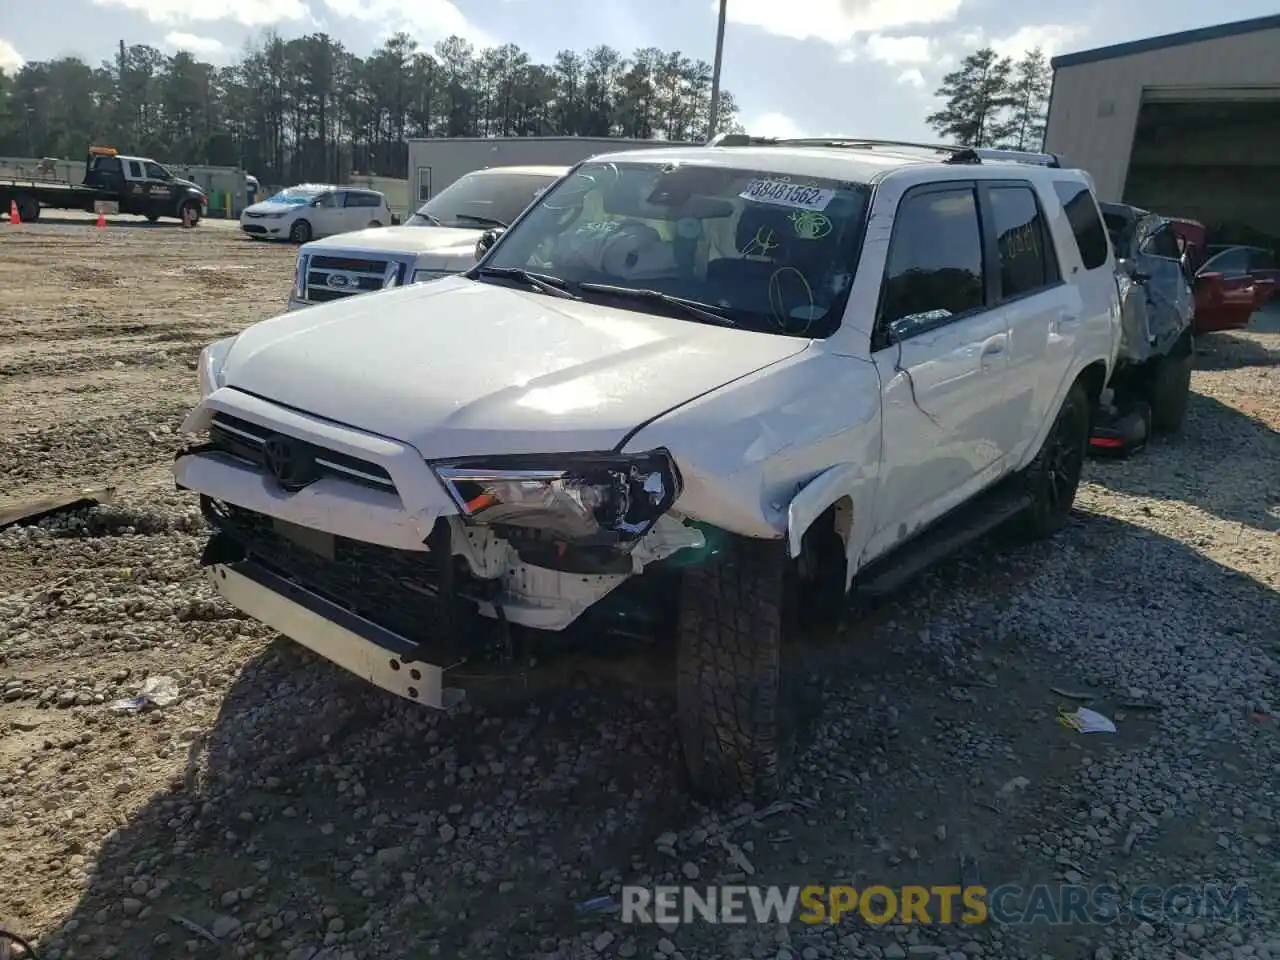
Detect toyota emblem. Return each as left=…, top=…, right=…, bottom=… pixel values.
left=326, top=272, right=353, bottom=289
left=261, top=434, right=319, bottom=491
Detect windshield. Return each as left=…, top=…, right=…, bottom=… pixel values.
left=267, top=186, right=326, bottom=205
left=407, top=171, right=562, bottom=228
left=476, top=160, right=871, bottom=337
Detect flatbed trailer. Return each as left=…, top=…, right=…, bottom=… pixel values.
left=1, top=145, right=207, bottom=225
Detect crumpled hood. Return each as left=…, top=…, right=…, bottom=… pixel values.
left=217, top=276, right=810, bottom=458
left=303, top=225, right=482, bottom=256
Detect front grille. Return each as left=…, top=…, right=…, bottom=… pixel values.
left=242, top=224, right=267, bottom=234
left=209, top=413, right=395, bottom=492
left=205, top=499, right=447, bottom=644
left=304, top=255, right=404, bottom=302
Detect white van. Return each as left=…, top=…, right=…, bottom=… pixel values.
left=241, top=184, right=392, bottom=243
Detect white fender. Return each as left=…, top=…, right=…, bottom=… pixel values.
left=786, top=462, right=863, bottom=559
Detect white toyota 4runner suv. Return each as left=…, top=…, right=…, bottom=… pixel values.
left=287, top=165, right=567, bottom=310
left=175, top=136, right=1121, bottom=804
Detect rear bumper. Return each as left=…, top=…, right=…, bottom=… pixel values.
left=207, top=558, right=460, bottom=709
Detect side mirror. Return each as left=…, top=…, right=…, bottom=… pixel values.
left=475, top=227, right=503, bottom=260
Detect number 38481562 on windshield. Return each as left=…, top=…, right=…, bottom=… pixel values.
left=739, top=178, right=834, bottom=211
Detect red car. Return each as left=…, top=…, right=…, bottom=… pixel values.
left=1166, top=219, right=1277, bottom=333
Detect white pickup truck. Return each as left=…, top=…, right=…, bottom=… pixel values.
left=287, top=165, right=567, bottom=309
left=176, top=137, right=1121, bottom=804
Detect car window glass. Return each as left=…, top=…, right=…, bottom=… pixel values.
left=145, top=162, right=169, bottom=180
left=1251, top=249, right=1276, bottom=270
left=315, top=193, right=339, bottom=208
left=482, top=160, right=872, bottom=338
left=127, top=160, right=143, bottom=178
left=1140, top=225, right=1181, bottom=260
left=410, top=172, right=562, bottom=228
left=1204, top=247, right=1249, bottom=273
left=988, top=185, right=1058, bottom=298
left=878, top=187, right=985, bottom=335
left=1051, top=180, right=1108, bottom=270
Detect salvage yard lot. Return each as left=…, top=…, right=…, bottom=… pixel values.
left=1, top=213, right=1278, bottom=960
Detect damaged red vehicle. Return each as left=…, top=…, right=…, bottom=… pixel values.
left=1166, top=218, right=1277, bottom=333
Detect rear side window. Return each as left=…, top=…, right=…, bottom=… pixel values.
left=987, top=185, right=1060, bottom=298
left=344, top=192, right=383, bottom=208
left=879, top=187, right=985, bottom=333
left=1052, top=180, right=1108, bottom=271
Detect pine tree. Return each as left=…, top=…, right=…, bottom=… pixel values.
left=1002, top=48, right=1052, bottom=151
left=925, top=48, right=1017, bottom=147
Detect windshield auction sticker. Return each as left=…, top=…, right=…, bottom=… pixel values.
left=739, top=178, right=834, bottom=211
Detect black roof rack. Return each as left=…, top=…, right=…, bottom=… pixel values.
left=704, top=133, right=1065, bottom=168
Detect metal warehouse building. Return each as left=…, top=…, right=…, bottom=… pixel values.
left=405, top=136, right=699, bottom=210
left=1044, top=14, right=1280, bottom=244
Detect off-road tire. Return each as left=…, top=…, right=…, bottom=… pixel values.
left=1020, top=379, right=1090, bottom=540
left=677, top=535, right=792, bottom=806
left=290, top=219, right=312, bottom=244
left=1147, top=344, right=1193, bottom=435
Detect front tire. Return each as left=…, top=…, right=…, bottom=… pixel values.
left=290, top=219, right=312, bottom=244
left=179, top=201, right=201, bottom=226
left=1147, top=342, right=1193, bottom=435
left=677, top=535, right=792, bottom=806
left=1020, top=379, right=1090, bottom=540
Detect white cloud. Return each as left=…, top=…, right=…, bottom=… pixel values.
left=0, top=38, right=24, bottom=73
left=743, top=112, right=808, bottom=139
left=721, top=0, right=963, bottom=45
left=991, top=23, right=1085, bottom=59
left=865, top=34, right=931, bottom=65
left=321, top=0, right=494, bottom=48
left=897, top=68, right=926, bottom=88
left=164, top=31, right=226, bottom=54
left=92, top=0, right=308, bottom=26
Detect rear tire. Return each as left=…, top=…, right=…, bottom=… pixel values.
left=1019, top=379, right=1090, bottom=540
left=290, top=219, right=312, bottom=244
left=15, top=195, right=39, bottom=222
left=1147, top=342, right=1193, bottom=435
left=677, top=535, right=793, bottom=806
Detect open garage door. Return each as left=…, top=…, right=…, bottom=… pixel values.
left=1122, top=91, right=1280, bottom=251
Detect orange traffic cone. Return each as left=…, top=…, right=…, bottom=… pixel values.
left=9, top=200, right=20, bottom=225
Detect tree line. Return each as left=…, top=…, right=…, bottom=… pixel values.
left=0, top=33, right=743, bottom=183
left=0, top=35, right=1052, bottom=185
left=926, top=47, right=1053, bottom=151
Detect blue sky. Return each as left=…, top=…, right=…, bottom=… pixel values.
left=1, top=0, right=1276, bottom=141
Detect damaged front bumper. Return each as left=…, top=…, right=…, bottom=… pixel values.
left=205, top=553, right=463, bottom=709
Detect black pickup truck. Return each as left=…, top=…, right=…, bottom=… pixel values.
left=0, top=145, right=207, bottom=224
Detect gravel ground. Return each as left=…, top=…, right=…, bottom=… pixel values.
left=1, top=215, right=1278, bottom=960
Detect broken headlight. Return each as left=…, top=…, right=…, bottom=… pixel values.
left=431, top=451, right=681, bottom=546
